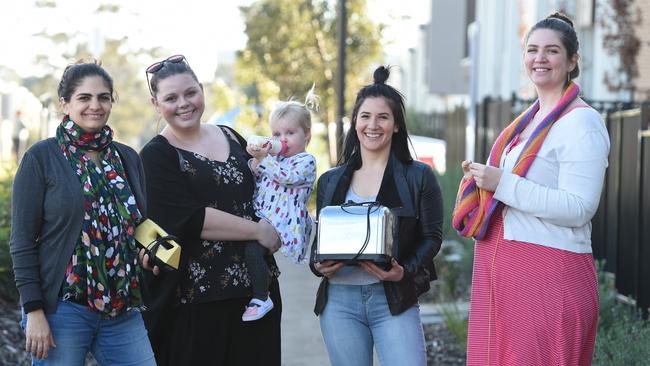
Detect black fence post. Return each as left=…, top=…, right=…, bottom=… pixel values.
left=335, top=0, right=346, bottom=162
left=637, top=129, right=650, bottom=318
left=476, top=96, right=490, bottom=164
left=604, top=106, right=623, bottom=274
left=615, top=108, right=643, bottom=299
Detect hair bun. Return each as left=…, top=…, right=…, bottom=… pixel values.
left=548, top=12, right=574, bottom=28
left=373, top=66, right=390, bottom=84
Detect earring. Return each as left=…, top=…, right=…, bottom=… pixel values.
left=567, top=72, right=571, bottom=85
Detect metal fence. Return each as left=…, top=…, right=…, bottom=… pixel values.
left=414, top=108, right=466, bottom=174
left=416, top=97, right=650, bottom=313
left=592, top=105, right=650, bottom=314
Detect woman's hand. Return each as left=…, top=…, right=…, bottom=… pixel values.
left=359, top=258, right=404, bottom=282
left=138, top=248, right=161, bottom=275
left=468, top=162, right=503, bottom=191
left=256, top=219, right=281, bottom=253
left=314, top=260, right=344, bottom=278
left=25, top=310, right=55, bottom=359
left=246, top=144, right=270, bottom=161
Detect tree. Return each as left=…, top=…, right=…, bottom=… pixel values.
left=237, top=0, right=383, bottom=142
left=20, top=3, right=165, bottom=149
left=600, top=0, right=642, bottom=100
left=97, top=40, right=161, bottom=147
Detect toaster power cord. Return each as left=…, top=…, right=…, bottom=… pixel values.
left=341, top=201, right=380, bottom=263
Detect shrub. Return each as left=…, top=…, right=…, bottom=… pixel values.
left=593, top=260, right=650, bottom=366
left=440, top=303, right=468, bottom=354
left=428, top=166, right=474, bottom=303
left=593, top=305, right=650, bottom=366
left=0, top=162, right=18, bottom=302
left=431, top=166, right=472, bottom=354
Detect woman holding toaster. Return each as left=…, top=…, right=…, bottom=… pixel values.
left=309, top=65, right=443, bottom=366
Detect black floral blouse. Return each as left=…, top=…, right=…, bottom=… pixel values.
left=140, top=126, right=279, bottom=305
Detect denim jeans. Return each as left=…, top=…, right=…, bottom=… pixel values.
left=21, top=300, right=155, bottom=366
left=319, top=283, right=427, bottom=366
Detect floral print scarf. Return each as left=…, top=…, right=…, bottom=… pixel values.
left=57, top=118, right=143, bottom=317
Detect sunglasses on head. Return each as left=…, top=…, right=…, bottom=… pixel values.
left=145, top=54, right=189, bottom=96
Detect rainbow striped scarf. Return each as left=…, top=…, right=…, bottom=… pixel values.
left=452, top=82, right=580, bottom=240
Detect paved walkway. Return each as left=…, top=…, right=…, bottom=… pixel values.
left=276, top=255, right=330, bottom=365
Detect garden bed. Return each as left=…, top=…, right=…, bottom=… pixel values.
left=424, top=321, right=467, bottom=365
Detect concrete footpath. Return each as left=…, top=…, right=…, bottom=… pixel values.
left=276, top=255, right=330, bottom=365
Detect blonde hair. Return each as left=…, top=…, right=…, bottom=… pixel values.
left=269, top=84, right=319, bottom=133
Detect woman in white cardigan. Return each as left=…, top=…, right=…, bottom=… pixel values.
left=456, top=12, right=609, bottom=366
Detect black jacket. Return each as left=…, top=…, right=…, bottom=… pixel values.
left=310, top=154, right=443, bottom=315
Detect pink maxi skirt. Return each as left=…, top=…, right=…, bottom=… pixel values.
left=466, top=211, right=599, bottom=366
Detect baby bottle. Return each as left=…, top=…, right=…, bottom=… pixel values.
left=248, top=135, right=287, bottom=156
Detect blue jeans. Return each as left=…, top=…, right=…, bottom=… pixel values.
left=319, top=283, right=427, bottom=366
left=21, top=300, right=155, bottom=366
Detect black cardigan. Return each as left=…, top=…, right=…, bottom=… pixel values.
left=310, top=153, right=443, bottom=315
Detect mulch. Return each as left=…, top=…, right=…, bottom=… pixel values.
left=0, top=298, right=99, bottom=366
left=424, top=322, right=467, bottom=365
left=0, top=298, right=30, bottom=366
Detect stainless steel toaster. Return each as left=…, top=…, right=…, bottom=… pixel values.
left=314, top=204, right=397, bottom=263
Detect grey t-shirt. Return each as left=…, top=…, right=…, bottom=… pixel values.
left=328, top=188, right=380, bottom=286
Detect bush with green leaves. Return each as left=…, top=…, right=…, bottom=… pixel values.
left=593, top=260, right=650, bottom=366
left=429, top=165, right=474, bottom=302
left=0, top=162, right=18, bottom=302
left=429, top=166, right=472, bottom=355
left=440, top=302, right=468, bottom=355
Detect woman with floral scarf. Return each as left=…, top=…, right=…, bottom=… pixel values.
left=10, top=61, right=155, bottom=365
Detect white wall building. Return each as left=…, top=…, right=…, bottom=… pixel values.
left=390, top=0, right=650, bottom=162
left=472, top=0, right=635, bottom=101
left=397, top=0, right=645, bottom=114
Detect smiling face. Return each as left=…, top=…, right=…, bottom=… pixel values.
left=524, top=28, right=578, bottom=91
left=151, top=73, right=205, bottom=130
left=61, top=75, right=113, bottom=133
left=271, top=113, right=310, bottom=157
left=354, top=96, right=398, bottom=157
